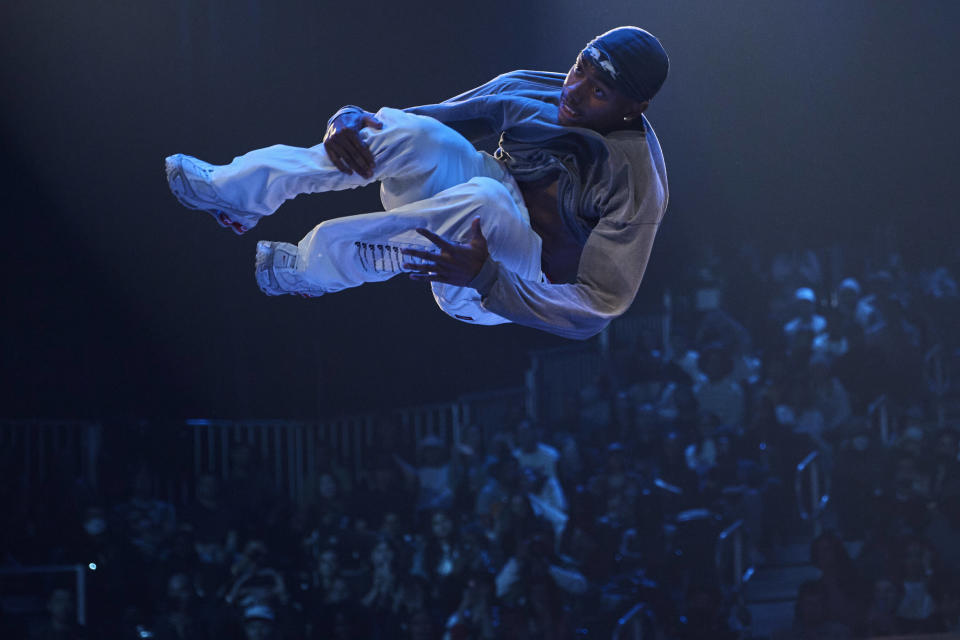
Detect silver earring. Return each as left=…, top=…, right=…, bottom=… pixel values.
left=623, top=116, right=633, bottom=122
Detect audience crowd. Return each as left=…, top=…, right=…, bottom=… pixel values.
left=2, top=244, right=959, bottom=639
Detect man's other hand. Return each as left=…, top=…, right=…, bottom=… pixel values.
left=403, top=218, right=490, bottom=288
left=323, top=109, right=383, bottom=178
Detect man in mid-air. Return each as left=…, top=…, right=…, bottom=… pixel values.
left=165, top=26, right=669, bottom=339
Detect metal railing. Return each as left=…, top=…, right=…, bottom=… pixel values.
left=715, top=519, right=753, bottom=594
left=0, top=420, right=100, bottom=492
left=612, top=602, right=654, bottom=640
left=868, top=395, right=892, bottom=445
left=0, top=564, right=88, bottom=626
left=795, top=451, right=830, bottom=536
left=2, top=387, right=528, bottom=507
left=526, top=310, right=668, bottom=425
left=188, top=401, right=464, bottom=501
left=526, top=342, right=601, bottom=425
left=924, top=344, right=948, bottom=429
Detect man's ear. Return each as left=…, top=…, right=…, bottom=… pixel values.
left=624, top=100, right=650, bottom=122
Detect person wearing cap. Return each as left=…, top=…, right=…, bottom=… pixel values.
left=242, top=604, right=277, bottom=640
left=166, top=27, right=669, bottom=339
left=783, top=287, right=828, bottom=346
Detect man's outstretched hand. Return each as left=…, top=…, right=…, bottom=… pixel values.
left=403, top=218, right=490, bottom=288
left=323, top=109, right=383, bottom=179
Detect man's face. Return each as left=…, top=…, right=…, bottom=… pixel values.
left=244, top=619, right=274, bottom=640
left=319, top=474, right=337, bottom=499
left=558, top=55, right=647, bottom=134
left=371, top=541, right=393, bottom=567
left=48, top=589, right=73, bottom=622
left=318, top=550, right=338, bottom=577
left=431, top=512, right=452, bottom=539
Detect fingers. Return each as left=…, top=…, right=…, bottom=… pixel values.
left=343, top=133, right=376, bottom=177
left=361, top=115, right=385, bottom=130
left=323, top=138, right=354, bottom=175
left=402, top=253, right=447, bottom=280
left=408, top=272, right=443, bottom=282
left=415, top=227, right=455, bottom=251
left=402, top=255, right=443, bottom=274
left=335, top=131, right=373, bottom=177
left=469, top=217, right=485, bottom=244
left=324, top=126, right=376, bottom=177
left=401, top=247, right=437, bottom=261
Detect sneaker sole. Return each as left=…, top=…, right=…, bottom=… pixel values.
left=255, top=241, right=324, bottom=298
left=164, top=155, right=255, bottom=235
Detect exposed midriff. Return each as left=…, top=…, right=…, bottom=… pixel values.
left=518, top=175, right=583, bottom=284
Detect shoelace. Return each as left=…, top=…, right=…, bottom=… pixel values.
left=355, top=241, right=434, bottom=274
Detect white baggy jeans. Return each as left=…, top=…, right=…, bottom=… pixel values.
left=208, top=107, right=543, bottom=325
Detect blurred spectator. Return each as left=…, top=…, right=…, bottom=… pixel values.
left=403, top=609, right=441, bottom=640
left=495, top=531, right=587, bottom=603
left=152, top=572, right=211, bottom=640
left=313, top=443, right=353, bottom=496
left=443, top=572, right=497, bottom=640
left=655, top=430, right=700, bottom=505
left=669, top=583, right=738, bottom=640
left=931, top=428, right=960, bottom=499
left=578, top=374, right=615, bottom=446
left=11, top=241, right=960, bottom=639
left=685, top=412, right=720, bottom=477
left=312, top=547, right=341, bottom=596
left=392, top=575, right=429, bottom=620
left=395, top=436, right=455, bottom=512
left=863, top=576, right=903, bottom=637
left=451, top=424, right=490, bottom=509
left=522, top=467, right=568, bottom=545
left=475, top=455, right=520, bottom=522
left=856, top=270, right=895, bottom=330
left=926, top=493, right=960, bottom=572
left=693, top=344, right=745, bottom=429
left=809, top=531, right=867, bottom=629
left=115, top=465, right=177, bottom=561
left=224, top=540, right=288, bottom=610
left=809, top=355, right=852, bottom=431
left=928, top=570, right=960, bottom=634
left=414, top=511, right=467, bottom=612
left=241, top=604, right=278, bottom=640
left=771, top=580, right=850, bottom=639
left=513, top=420, right=560, bottom=480
left=502, top=574, right=574, bottom=640
left=817, top=277, right=863, bottom=359
left=354, top=453, right=413, bottom=530
left=833, top=425, right=882, bottom=539
left=223, top=444, right=289, bottom=541
left=896, top=537, right=937, bottom=630
left=362, top=538, right=401, bottom=611
left=30, top=588, right=86, bottom=640
left=783, top=288, right=828, bottom=351
left=185, top=475, right=238, bottom=567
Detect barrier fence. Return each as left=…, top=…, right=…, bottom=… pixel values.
left=187, top=401, right=466, bottom=502
left=526, top=308, right=668, bottom=426
left=795, top=450, right=830, bottom=537
left=3, top=307, right=670, bottom=500
left=0, top=420, right=100, bottom=492
left=2, top=387, right=530, bottom=507
left=715, top=519, right=753, bottom=595
left=611, top=602, right=654, bottom=640
left=924, top=344, right=949, bottom=429
left=0, top=564, right=87, bottom=626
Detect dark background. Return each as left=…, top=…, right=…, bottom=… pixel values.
left=2, top=0, right=957, bottom=419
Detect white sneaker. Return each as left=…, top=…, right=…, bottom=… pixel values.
left=255, top=241, right=325, bottom=298
left=165, top=154, right=259, bottom=235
